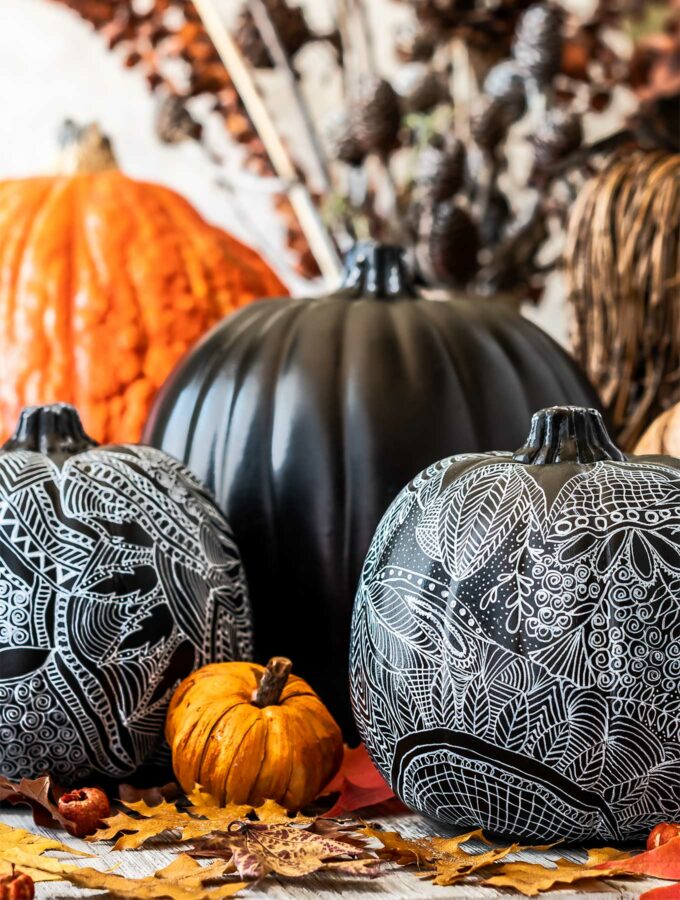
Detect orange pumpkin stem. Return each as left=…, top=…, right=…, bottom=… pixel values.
left=253, top=657, right=293, bottom=708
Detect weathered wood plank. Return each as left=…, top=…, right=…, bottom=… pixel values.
left=0, top=806, right=665, bottom=898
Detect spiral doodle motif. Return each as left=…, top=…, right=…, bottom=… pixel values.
left=0, top=445, right=251, bottom=782
left=350, top=453, right=680, bottom=841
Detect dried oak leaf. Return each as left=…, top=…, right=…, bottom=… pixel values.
left=0, top=774, right=70, bottom=829
left=0, top=822, right=89, bottom=883
left=364, top=826, right=527, bottom=885
left=192, top=821, right=380, bottom=880
left=484, top=847, right=630, bottom=896
left=118, top=782, right=181, bottom=805
left=322, top=744, right=398, bottom=816
left=92, top=788, right=309, bottom=850
left=29, top=852, right=246, bottom=899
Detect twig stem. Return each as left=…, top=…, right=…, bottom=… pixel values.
left=191, top=0, right=342, bottom=280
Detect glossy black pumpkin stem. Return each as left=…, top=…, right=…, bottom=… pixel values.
left=3, top=404, right=98, bottom=458
left=339, top=243, right=415, bottom=300
left=513, top=406, right=625, bottom=464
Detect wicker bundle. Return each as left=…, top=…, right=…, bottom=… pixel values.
left=566, top=150, right=680, bottom=450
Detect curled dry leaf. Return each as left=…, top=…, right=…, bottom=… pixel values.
left=91, top=787, right=309, bottom=850
left=648, top=822, right=680, bottom=850
left=0, top=774, right=70, bottom=830
left=484, top=847, right=631, bottom=896
left=0, top=822, right=90, bottom=883
left=118, top=783, right=182, bottom=806
left=28, top=852, right=246, bottom=899
left=191, top=821, right=380, bottom=880
left=363, top=826, right=529, bottom=886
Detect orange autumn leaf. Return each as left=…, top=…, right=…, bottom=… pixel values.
left=323, top=744, right=398, bottom=816
left=598, top=834, right=680, bottom=880
left=641, top=885, right=680, bottom=900
left=484, top=847, right=631, bottom=896
left=0, top=823, right=90, bottom=884
left=648, top=823, right=680, bottom=850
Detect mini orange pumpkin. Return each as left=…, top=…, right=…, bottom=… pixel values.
left=0, top=122, right=286, bottom=444
left=165, top=657, right=343, bottom=809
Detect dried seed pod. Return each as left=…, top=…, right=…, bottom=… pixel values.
left=418, top=200, right=480, bottom=286
left=533, top=109, right=583, bottom=169
left=416, top=139, right=466, bottom=203
left=479, top=187, right=511, bottom=247
left=471, top=97, right=520, bottom=154
left=327, top=115, right=366, bottom=167
left=483, top=60, right=526, bottom=116
left=403, top=71, right=451, bottom=114
left=353, top=78, right=402, bottom=157
left=395, top=23, right=438, bottom=63
left=155, top=95, right=203, bottom=144
left=513, top=2, right=565, bottom=87
left=234, top=0, right=312, bottom=69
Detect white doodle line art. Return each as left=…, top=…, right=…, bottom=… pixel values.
left=0, top=445, right=252, bottom=782
left=351, top=453, right=680, bottom=841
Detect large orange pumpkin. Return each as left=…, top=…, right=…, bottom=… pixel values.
left=0, top=123, right=286, bottom=444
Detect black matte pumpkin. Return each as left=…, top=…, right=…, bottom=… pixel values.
left=143, top=243, right=599, bottom=736
left=351, top=406, right=680, bottom=842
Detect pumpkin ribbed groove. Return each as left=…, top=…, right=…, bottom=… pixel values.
left=0, top=167, right=284, bottom=443
left=146, top=242, right=600, bottom=735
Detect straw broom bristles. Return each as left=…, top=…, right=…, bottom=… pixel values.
left=566, top=150, right=680, bottom=451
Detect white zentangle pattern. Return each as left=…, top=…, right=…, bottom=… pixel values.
left=0, top=445, right=251, bottom=782
left=350, top=454, right=680, bottom=841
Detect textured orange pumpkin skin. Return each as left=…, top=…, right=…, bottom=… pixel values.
left=165, top=661, right=343, bottom=809
left=0, top=172, right=286, bottom=444
left=636, top=403, right=680, bottom=458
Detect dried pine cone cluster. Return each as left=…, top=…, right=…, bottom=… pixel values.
left=327, top=0, right=651, bottom=298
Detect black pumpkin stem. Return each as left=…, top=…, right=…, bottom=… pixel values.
left=253, top=656, right=293, bottom=707
left=339, top=242, right=415, bottom=300
left=3, top=404, right=98, bottom=458
left=513, top=406, right=625, bottom=464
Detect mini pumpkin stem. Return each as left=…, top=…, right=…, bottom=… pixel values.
left=253, top=657, right=293, bottom=707
left=56, top=120, right=118, bottom=175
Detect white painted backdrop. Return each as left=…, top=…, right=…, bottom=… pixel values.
left=0, top=0, right=621, bottom=345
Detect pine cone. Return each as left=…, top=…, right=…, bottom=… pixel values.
left=513, top=2, right=564, bottom=87
left=395, top=24, right=438, bottom=62
left=483, top=60, right=526, bottom=118
left=235, top=0, right=312, bottom=69
left=353, top=78, right=402, bottom=157
left=155, top=95, right=202, bottom=144
left=416, top=139, right=466, bottom=202
left=479, top=188, right=511, bottom=247
left=533, top=109, right=583, bottom=169
left=327, top=115, right=365, bottom=167
left=471, top=96, right=521, bottom=154
left=403, top=71, right=451, bottom=114
left=418, top=200, right=480, bottom=286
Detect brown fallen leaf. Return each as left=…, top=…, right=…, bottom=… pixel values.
left=92, top=787, right=309, bottom=850
left=0, top=774, right=70, bottom=829
left=363, top=826, right=528, bottom=885
left=483, top=847, right=631, bottom=896
left=0, top=822, right=89, bottom=883
left=29, top=852, right=247, bottom=899
left=191, top=821, right=380, bottom=880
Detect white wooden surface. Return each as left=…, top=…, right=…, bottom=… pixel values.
left=0, top=806, right=666, bottom=899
